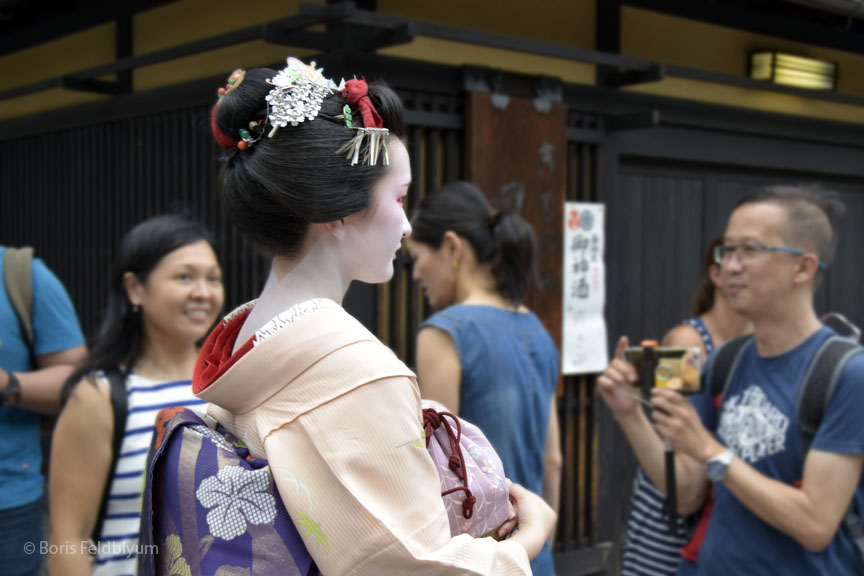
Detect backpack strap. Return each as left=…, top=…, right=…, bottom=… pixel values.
left=708, top=334, right=753, bottom=402
left=796, top=334, right=864, bottom=572
left=3, top=247, right=34, bottom=349
left=5, top=247, right=58, bottom=480
left=92, top=368, right=129, bottom=543
left=821, top=313, right=861, bottom=342
left=797, top=337, right=863, bottom=455
left=843, top=510, right=864, bottom=574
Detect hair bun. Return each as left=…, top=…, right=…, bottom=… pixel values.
left=211, top=68, right=276, bottom=149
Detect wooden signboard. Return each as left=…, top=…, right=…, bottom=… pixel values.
left=466, top=92, right=567, bottom=351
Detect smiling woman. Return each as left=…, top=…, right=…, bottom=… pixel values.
left=47, top=215, right=224, bottom=576
left=123, top=240, right=224, bottom=344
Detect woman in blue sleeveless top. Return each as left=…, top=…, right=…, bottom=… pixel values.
left=620, top=237, right=751, bottom=576
left=406, top=181, right=562, bottom=576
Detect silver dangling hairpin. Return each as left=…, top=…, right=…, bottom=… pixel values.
left=338, top=127, right=391, bottom=166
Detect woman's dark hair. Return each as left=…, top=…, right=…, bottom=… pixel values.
left=691, top=236, right=724, bottom=317
left=212, top=67, right=406, bottom=255
left=410, top=181, right=536, bottom=306
left=62, top=215, right=217, bottom=403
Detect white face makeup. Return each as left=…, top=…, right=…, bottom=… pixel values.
left=341, top=138, right=412, bottom=285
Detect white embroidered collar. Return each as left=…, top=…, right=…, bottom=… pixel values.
left=251, top=298, right=338, bottom=347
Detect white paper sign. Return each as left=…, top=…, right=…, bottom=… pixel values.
left=562, top=202, right=608, bottom=374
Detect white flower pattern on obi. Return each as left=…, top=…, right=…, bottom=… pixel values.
left=196, top=466, right=277, bottom=540
left=189, top=425, right=236, bottom=454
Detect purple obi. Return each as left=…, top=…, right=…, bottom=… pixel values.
left=138, top=407, right=316, bottom=575
left=139, top=402, right=510, bottom=574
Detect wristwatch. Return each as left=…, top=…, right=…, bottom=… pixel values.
left=0, top=373, right=22, bottom=407
left=706, top=448, right=735, bottom=482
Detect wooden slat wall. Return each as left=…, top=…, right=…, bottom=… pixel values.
left=380, top=90, right=465, bottom=366
left=0, top=107, right=267, bottom=338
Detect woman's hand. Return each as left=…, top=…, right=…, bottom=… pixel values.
left=507, top=480, right=557, bottom=559
left=491, top=493, right=518, bottom=540
left=597, top=337, right=641, bottom=418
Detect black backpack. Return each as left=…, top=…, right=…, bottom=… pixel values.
left=706, top=313, right=864, bottom=571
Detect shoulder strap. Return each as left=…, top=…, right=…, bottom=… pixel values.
left=821, top=313, right=861, bottom=342
left=92, top=368, right=129, bottom=543
left=709, top=334, right=753, bottom=401
left=797, top=332, right=864, bottom=574
left=842, top=510, right=864, bottom=575
left=3, top=247, right=34, bottom=348
left=797, top=336, right=862, bottom=455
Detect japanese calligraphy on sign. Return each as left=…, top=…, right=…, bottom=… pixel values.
left=562, top=202, right=608, bottom=374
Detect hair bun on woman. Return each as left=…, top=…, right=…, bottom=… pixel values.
left=211, top=68, right=276, bottom=151
left=410, top=182, right=537, bottom=306
left=209, top=59, right=406, bottom=257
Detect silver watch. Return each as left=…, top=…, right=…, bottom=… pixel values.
left=706, top=448, right=735, bottom=482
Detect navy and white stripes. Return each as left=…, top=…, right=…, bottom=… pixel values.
left=93, top=373, right=205, bottom=576
left=621, top=468, right=689, bottom=576
left=620, top=317, right=715, bottom=576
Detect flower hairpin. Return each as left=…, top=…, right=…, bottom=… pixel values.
left=256, top=57, right=389, bottom=166
left=265, top=58, right=345, bottom=137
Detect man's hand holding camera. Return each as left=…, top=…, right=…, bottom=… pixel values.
left=650, top=387, right=724, bottom=465
left=596, top=337, right=643, bottom=419
left=597, top=336, right=724, bottom=466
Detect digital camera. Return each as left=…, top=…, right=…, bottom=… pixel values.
left=624, top=345, right=703, bottom=395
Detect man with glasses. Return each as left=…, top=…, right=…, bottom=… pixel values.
left=598, top=186, right=864, bottom=575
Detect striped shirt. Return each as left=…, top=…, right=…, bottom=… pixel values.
left=620, top=317, right=714, bottom=576
left=93, top=373, right=206, bottom=576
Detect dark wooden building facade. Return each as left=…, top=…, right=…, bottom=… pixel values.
left=3, top=2, right=864, bottom=574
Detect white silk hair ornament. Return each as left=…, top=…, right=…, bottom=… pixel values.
left=262, top=57, right=389, bottom=167
left=265, top=57, right=345, bottom=137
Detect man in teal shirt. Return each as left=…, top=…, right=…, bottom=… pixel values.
left=0, top=247, right=87, bottom=576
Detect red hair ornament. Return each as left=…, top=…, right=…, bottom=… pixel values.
left=338, top=78, right=390, bottom=166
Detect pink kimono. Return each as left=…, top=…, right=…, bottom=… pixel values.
left=193, top=299, right=531, bottom=576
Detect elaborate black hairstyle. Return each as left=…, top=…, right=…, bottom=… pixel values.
left=211, top=66, right=406, bottom=256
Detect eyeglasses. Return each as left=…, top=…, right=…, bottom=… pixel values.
left=713, top=243, right=827, bottom=270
